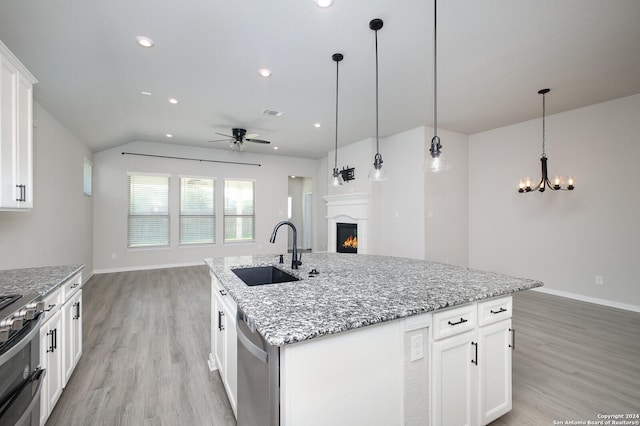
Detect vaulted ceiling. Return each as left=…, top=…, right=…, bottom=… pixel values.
left=1, top=0, right=639, bottom=158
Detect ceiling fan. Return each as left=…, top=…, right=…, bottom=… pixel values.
left=208, top=128, right=271, bottom=149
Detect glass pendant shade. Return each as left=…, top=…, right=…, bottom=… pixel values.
left=332, top=168, right=344, bottom=186
left=368, top=153, right=387, bottom=181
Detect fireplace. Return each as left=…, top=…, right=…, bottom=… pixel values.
left=336, top=223, right=357, bottom=253
left=324, top=192, right=368, bottom=254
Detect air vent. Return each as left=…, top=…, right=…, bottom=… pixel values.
left=262, top=109, right=284, bottom=117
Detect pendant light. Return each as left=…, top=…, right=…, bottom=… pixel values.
left=368, top=18, right=387, bottom=182
left=517, top=88, right=575, bottom=193
left=331, top=53, right=345, bottom=186
left=425, top=0, right=451, bottom=173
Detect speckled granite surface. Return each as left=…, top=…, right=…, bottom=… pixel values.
left=0, top=264, right=85, bottom=297
left=205, top=254, right=542, bottom=346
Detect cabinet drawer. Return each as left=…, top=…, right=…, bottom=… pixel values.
left=478, top=296, right=512, bottom=326
left=432, top=303, right=477, bottom=341
left=62, top=273, right=82, bottom=303
left=41, top=287, right=62, bottom=324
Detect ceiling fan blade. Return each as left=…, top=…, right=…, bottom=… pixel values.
left=207, top=138, right=233, bottom=143
left=215, top=132, right=235, bottom=138
left=245, top=138, right=271, bottom=144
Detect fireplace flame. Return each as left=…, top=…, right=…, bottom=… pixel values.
left=342, top=235, right=358, bottom=249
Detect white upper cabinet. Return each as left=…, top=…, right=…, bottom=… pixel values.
left=0, top=40, right=37, bottom=210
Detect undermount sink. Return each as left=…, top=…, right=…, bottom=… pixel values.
left=232, top=266, right=300, bottom=286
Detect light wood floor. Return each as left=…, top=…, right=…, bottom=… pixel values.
left=47, top=266, right=640, bottom=425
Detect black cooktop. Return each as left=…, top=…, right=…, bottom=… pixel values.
left=0, top=294, right=21, bottom=312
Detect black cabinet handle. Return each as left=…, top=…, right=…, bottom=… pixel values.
left=448, top=317, right=468, bottom=326
left=471, top=341, right=478, bottom=365
left=47, top=330, right=54, bottom=353
left=73, top=301, right=81, bottom=320
left=44, top=304, right=56, bottom=312
left=218, top=310, right=225, bottom=331
left=219, top=289, right=227, bottom=296
left=53, top=328, right=57, bottom=351
left=490, top=307, right=507, bottom=314
left=15, top=184, right=26, bottom=202
left=509, top=328, right=516, bottom=350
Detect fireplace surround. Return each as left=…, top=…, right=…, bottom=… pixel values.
left=324, top=192, right=368, bottom=254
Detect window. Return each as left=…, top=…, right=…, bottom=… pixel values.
left=180, top=177, right=215, bottom=245
left=224, top=180, right=255, bottom=242
left=128, top=174, right=170, bottom=248
left=83, top=157, right=92, bottom=196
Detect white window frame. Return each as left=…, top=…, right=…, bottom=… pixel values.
left=127, top=172, right=171, bottom=248
left=179, top=175, right=216, bottom=245
left=83, top=157, right=92, bottom=196
left=223, top=178, right=256, bottom=243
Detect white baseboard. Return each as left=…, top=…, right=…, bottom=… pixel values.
left=532, top=287, right=640, bottom=313
left=93, top=261, right=205, bottom=274
left=207, top=353, right=218, bottom=372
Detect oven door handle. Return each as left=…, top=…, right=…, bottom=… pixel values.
left=0, top=367, right=46, bottom=426
left=0, top=315, right=43, bottom=368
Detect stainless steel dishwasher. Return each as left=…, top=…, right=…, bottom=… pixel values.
left=236, top=309, right=280, bottom=426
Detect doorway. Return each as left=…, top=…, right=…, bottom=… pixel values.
left=287, top=176, right=313, bottom=251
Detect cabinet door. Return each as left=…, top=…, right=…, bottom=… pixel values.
left=224, top=299, right=237, bottom=416
left=213, top=292, right=226, bottom=373
left=477, top=319, right=512, bottom=425
left=0, top=55, right=18, bottom=208
left=40, top=310, right=63, bottom=425
left=62, top=290, right=83, bottom=385
left=15, top=72, right=32, bottom=207
left=431, top=330, right=476, bottom=426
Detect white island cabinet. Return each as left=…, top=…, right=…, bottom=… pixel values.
left=206, top=254, right=541, bottom=426
left=0, top=40, right=37, bottom=210
left=210, top=272, right=238, bottom=418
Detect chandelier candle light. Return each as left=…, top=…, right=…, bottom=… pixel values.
left=518, top=88, right=575, bottom=193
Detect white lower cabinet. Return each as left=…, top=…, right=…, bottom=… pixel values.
left=39, top=272, right=83, bottom=425
left=430, top=296, right=514, bottom=426
left=210, top=274, right=237, bottom=418
left=39, top=307, right=62, bottom=426
left=62, top=288, right=82, bottom=384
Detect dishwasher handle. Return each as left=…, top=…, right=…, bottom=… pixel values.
left=236, top=311, right=269, bottom=364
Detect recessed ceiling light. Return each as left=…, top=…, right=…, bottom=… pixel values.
left=168, top=98, right=178, bottom=104
left=291, top=176, right=296, bottom=178
left=273, top=146, right=279, bottom=150
left=314, top=123, right=321, bottom=128
left=313, top=0, right=334, bottom=7
left=136, top=36, right=154, bottom=48
left=166, top=133, right=173, bottom=138
left=258, top=68, right=272, bottom=78
left=141, top=91, right=152, bottom=96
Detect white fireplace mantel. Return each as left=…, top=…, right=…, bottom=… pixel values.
left=323, top=192, right=369, bottom=254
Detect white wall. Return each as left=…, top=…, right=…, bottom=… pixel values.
left=424, top=128, right=469, bottom=266
left=0, top=102, right=93, bottom=274
left=324, top=126, right=468, bottom=262
left=469, top=93, right=640, bottom=309
left=93, top=141, right=323, bottom=272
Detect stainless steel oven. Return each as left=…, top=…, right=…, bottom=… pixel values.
left=0, top=294, right=45, bottom=426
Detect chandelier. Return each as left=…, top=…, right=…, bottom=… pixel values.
left=518, top=88, right=575, bottom=193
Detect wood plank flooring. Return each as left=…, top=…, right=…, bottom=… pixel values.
left=46, top=266, right=236, bottom=426
left=46, top=266, right=640, bottom=425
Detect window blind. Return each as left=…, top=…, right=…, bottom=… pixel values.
left=128, top=174, right=170, bottom=247
left=83, top=158, right=92, bottom=196
left=180, top=177, right=215, bottom=245
left=224, top=180, right=255, bottom=242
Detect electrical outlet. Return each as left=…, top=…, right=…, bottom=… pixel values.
left=595, top=275, right=604, bottom=285
left=410, top=334, right=424, bottom=362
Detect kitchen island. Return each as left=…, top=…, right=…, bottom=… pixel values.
left=205, top=253, right=542, bottom=426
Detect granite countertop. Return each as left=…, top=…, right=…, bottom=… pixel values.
left=205, top=253, right=543, bottom=347
left=0, top=264, right=85, bottom=297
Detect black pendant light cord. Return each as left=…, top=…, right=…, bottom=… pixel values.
left=433, top=0, right=438, bottom=139
left=541, top=89, right=546, bottom=157
left=334, top=54, right=341, bottom=169
left=374, top=26, right=380, bottom=157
